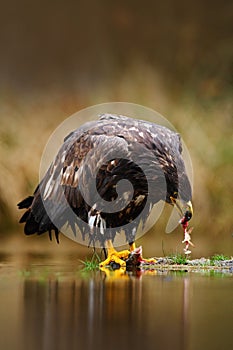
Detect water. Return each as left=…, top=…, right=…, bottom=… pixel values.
left=0, top=255, right=232, bottom=350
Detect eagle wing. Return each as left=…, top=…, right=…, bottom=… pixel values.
left=19, top=124, right=131, bottom=240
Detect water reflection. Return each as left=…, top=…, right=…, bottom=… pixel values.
left=20, top=270, right=192, bottom=350
left=0, top=265, right=232, bottom=350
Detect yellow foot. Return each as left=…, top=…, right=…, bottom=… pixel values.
left=99, top=241, right=157, bottom=269
left=99, top=247, right=130, bottom=268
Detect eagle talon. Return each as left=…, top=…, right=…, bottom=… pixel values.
left=99, top=245, right=130, bottom=268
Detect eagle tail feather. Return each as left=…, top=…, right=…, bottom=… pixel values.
left=18, top=193, right=60, bottom=242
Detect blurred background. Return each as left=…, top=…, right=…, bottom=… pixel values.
left=0, top=0, right=232, bottom=259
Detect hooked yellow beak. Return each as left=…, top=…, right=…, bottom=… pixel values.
left=170, top=197, right=193, bottom=221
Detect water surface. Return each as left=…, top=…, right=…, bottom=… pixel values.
left=0, top=254, right=232, bottom=350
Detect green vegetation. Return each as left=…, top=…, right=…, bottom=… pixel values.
left=168, top=254, right=188, bottom=265
left=210, top=254, right=230, bottom=265
left=18, top=269, right=31, bottom=278
left=79, top=252, right=101, bottom=271
left=211, top=254, right=230, bottom=261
